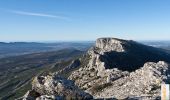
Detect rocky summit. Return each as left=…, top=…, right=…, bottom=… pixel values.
left=21, top=38, right=170, bottom=100
left=20, top=74, right=93, bottom=100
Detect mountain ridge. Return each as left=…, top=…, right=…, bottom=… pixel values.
left=19, top=37, right=170, bottom=100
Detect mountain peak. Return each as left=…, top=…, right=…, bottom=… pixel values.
left=69, top=37, right=170, bottom=99
left=95, top=38, right=126, bottom=52
left=20, top=37, right=170, bottom=100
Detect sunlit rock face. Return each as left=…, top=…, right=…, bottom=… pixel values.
left=95, top=38, right=125, bottom=53
left=93, top=61, right=170, bottom=99
left=21, top=74, right=93, bottom=100
left=69, top=37, right=170, bottom=99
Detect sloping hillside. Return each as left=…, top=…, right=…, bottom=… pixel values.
left=0, top=48, right=84, bottom=100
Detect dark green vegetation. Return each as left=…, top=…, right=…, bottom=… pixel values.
left=0, top=48, right=84, bottom=100
left=100, top=41, right=170, bottom=71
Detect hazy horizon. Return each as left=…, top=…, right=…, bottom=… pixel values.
left=2, top=39, right=170, bottom=43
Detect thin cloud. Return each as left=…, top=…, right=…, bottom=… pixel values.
left=9, top=10, right=70, bottom=21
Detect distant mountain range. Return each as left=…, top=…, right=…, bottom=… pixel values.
left=0, top=42, right=93, bottom=58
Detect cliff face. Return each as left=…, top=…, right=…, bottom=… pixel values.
left=95, top=38, right=125, bottom=53
left=69, top=38, right=170, bottom=99
left=21, top=37, right=170, bottom=100
left=90, top=38, right=170, bottom=71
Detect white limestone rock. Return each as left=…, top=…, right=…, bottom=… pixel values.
left=95, top=38, right=125, bottom=53
left=93, top=61, right=169, bottom=99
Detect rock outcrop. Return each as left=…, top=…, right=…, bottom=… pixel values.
left=92, top=61, right=170, bottom=99
left=21, top=74, right=93, bottom=100
left=95, top=38, right=125, bottom=53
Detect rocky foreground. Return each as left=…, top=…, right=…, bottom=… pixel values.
left=20, top=38, right=170, bottom=100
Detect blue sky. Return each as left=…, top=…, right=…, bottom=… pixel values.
left=0, top=0, right=170, bottom=42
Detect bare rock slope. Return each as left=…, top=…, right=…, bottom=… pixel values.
left=21, top=74, right=93, bottom=100
left=69, top=38, right=170, bottom=99
left=21, top=38, right=170, bottom=100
